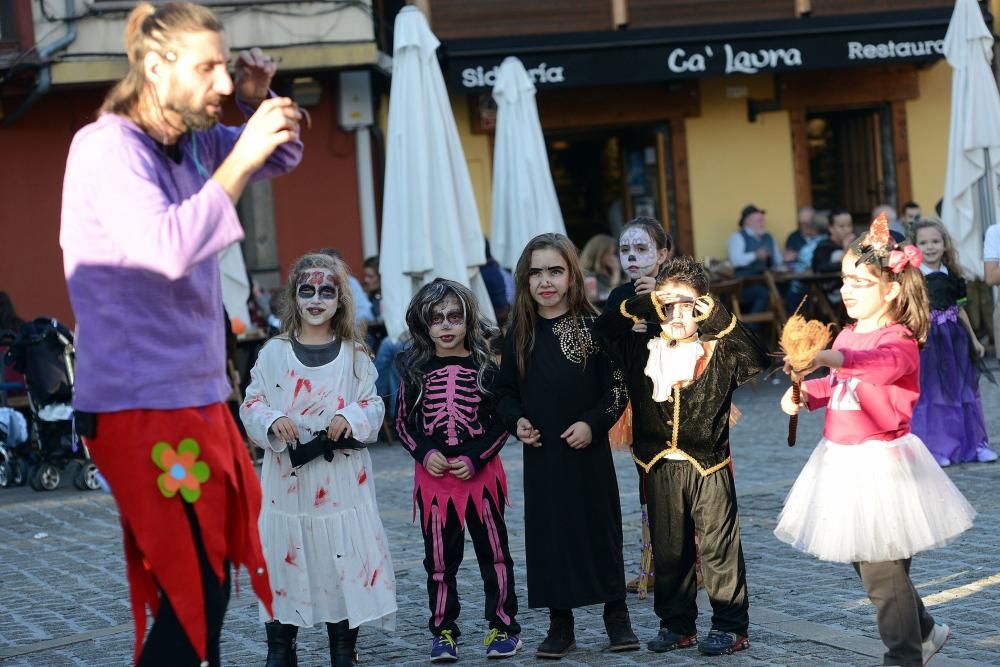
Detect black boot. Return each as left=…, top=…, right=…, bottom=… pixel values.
left=535, top=610, right=575, bottom=660
left=264, top=621, right=298, bottom=667
left=326, top=620, right=360, bottom=667
left=603, top=602, right=640, bottom=651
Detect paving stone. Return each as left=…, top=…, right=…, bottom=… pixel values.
left=0, top=360, right=997, bottom=665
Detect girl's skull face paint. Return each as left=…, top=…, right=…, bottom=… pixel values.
left=619, top=228, right=659, bottom=280
left=296, top=269, right=339, bottom=327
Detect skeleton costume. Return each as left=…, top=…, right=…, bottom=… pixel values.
left=495, top=314, right=629, bottom=610
left=395, top=356, right=519, bottom=639
left=594, top=294, right=767, bottom=641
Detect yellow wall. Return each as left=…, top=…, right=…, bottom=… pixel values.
left=906, top=61, right=952, bottom=215
left=452, top=95, right=495, bottom=235
left=685, top=75, right=797, bottom=261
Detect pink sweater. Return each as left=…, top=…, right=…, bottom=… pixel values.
left=804, top=323, right=920, bottom=444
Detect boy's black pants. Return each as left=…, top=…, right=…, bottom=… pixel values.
left=645, top=460, right=749, bottom=636
left=417, top=493, right=520, bottom=638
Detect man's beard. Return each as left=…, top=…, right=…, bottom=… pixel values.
left=169, top=103, right=220, bottom=131
left=163, top=89, right=222, bottom=131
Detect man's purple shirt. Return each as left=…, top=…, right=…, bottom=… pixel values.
left=61, top=110, right=302, bottom=412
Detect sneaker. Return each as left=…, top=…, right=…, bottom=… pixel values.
left=698, top=629, right=750, bottom=656
left=484, top=629, right=522, bottom=659
left=976, top=446, right=998, bottom=463
left=647, top=627, right=698, bottom=653
left=922, top=623, right=950, bottom=665
left=431, top=630, right=458, bottom=663
left=936, top=456, right=951, bottom=467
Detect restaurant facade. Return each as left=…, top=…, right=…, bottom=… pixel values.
left=424, top=0, right=997, bottom=261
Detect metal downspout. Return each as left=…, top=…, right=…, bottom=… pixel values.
left=1, top=0, right=78, bottom=127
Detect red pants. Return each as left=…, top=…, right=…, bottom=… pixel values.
left=86, top=404, right=271, bottom=663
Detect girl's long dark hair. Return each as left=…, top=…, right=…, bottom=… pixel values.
left=397, top=279, right=499, bottom=415
left=509, top=233, right=596, bottom=380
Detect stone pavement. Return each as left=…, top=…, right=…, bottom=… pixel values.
left=1, top=364, right=998, bottom=666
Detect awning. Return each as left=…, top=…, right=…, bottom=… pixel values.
left=441, top=8, right=959, bottom=92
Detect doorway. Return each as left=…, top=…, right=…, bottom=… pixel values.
left=545, top=125, right=674, bottom=250
left=806, top=106, right=896, bottom=222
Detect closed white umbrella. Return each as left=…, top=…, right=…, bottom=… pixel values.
left=219, top=243, right=253, bottom=334
left=379, top=6, right=495, bottom=341
left=490, top=57, right=566, bottom=270
left=941, top=0, right=1000, bottom=279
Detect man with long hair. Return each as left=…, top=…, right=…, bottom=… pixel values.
left=59, top=3, right=302, bottom=664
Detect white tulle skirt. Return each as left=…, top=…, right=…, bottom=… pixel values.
left=774, top=434, right=976, bottom=563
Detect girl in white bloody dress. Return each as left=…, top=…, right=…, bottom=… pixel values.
left=241, top=253, right=396, bottom=667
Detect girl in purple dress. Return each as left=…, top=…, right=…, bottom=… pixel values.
left=910, top=219, right=996, bottom=466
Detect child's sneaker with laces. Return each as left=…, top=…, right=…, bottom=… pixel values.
left=484, top=628, right=522, bottom=658
left=431, top=629, right=458, bottom=663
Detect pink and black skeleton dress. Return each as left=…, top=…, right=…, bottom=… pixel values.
left=395, top=355, right=520, bottom=637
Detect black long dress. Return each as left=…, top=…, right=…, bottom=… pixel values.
left=496, top=312, right=629, bottom=609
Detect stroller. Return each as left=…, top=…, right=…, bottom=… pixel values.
left=2, top=318, right=100, bottom=491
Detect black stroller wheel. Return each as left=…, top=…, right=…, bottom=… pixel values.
left=73, top=461, right=100, bottom=491
left=12, top=460, right=25, bottom=486
left=0, top=462, right=9, bottom=488
left=31, top=463, right=60, bottom=491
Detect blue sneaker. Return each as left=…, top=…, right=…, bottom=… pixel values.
left=431, top=629, right=458, bottom=663
left=485, top=628, right=523, bottom=658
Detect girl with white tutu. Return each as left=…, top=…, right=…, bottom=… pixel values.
left=241, top=253, right=397, bottom=666
left=776, top=216, right=975, bottom=667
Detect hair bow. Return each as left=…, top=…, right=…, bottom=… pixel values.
left=887, top=246, right=921, bottom=273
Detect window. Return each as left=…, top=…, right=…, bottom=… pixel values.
left=0, top=1, right=18, bottom=43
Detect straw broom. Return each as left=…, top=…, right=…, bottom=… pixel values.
left=779, top=307, right=833, bottom=446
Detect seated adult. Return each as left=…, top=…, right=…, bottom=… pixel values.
left=811, top=207, right=856, bottom=307
left=727, top=204, right=783, bottom=314
left=580, top=233, right=624, bottom=305
left=784, top=205, right=816, bottom=266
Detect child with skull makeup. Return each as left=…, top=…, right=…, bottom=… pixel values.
left=595, top=256, right=768, bottom=656
left=604, top=217, right=675, bottom=326
left=394, top=279, right=522, bottom=662
left=241, top=253, right=397, bottom=666
left=602, top=217, right=674, bottom=595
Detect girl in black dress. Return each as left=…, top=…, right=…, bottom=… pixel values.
left=496, top=233, right=635, bottom=659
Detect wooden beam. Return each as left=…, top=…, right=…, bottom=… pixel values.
left=890, top=100, right=913, bottom=210
left=788, top=108, right=812, bottom=210
left=776, top=66, right=920, bottom=110
left=670, top=119, right=694, bottom=257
